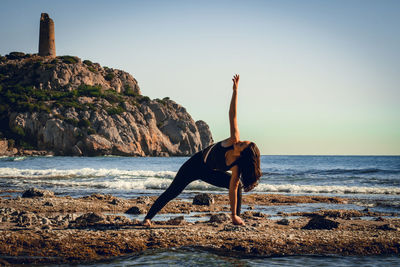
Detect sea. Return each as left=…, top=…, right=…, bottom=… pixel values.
left=0, top=155, right=399, bottom=266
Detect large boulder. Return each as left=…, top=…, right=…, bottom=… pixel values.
left=22, top=188, right=55, bottom=198
left=84, top=134, right=113, bottom=155
left=193, top=193, right=214, bottom=206
left=125, top=206, right=144, bottom=215
left=302, top=215, right=339, bottom=230
left=209, top=213, right=230, bottom=223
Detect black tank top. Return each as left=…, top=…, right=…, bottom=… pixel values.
left=202, top=141, right=238, bottom=171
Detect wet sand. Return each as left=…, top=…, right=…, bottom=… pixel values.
left=0, top=190, right=399, bottom=265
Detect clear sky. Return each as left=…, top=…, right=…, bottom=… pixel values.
left=1, top=0, right=399, bottom=155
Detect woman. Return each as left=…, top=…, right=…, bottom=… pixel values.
left=143, top=74, right=261, bottom=226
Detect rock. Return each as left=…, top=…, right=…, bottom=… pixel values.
left=0, top=207, right=17, bottom=215
left=277, top=219, right=290, bottom=225
left=242, top=211, right=266, bottom=219
left=43, top=201, right=54, bottom=206
left=72, top=212, right=104, bottom=227
left=109, top=215, right=131, bottom=225
left=0, top=140, right=8, bottom=155
left=193, top=193, right=214, bottom=206
left=71, top=145, right=82, bottom=156
left=209, top=213, right=229, bottom=223
left=378, top=224, right=398, bottom=231
left=63, top=214, right=78, bottom=222
left=110, top=198, right=122, bottom=205
left=41, top=217, right=52, bottom=225
left=84, top=134, right=113, bottom=155
left=252, top=212, right=266, bottom=218
left=302, top=215, right=339, bottom=230
left=136, top=196, right=152, bottom=205
left=125, top=206, right=143, bottom=215
left=195, top=120, right=213, bottom=148
left=0, top=54, right=213, bottom=157
left=166, top=216, right=185, bottom=225
left=22, top=188, right=55, bottom=198
left=17, top=211, right=37, bottom=226
left=222, top=225, right=256, bottom=232
left=52, top=215, right=69, bottom=226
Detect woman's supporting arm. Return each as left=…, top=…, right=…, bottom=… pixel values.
left=229, top=166, right=245, bottom=225
left=229, top=74, right=240, bottom=143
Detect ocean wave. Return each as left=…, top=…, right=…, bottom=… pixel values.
left=311, top=168, right=399, bottom=175
left=17, top=177, right=221, bottom=191
left=0, top=156, right=27, bottom=162
left=11, top=175, right=400, bottom=195
left=261, top=168, right=400, bottom=177
left=256, top=184, right=400, bottom=195
left=0, top=167, right=176, bottom=179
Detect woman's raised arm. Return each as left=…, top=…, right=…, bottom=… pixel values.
left=229, top=74, right=240, bottom=143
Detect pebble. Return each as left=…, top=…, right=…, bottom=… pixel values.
left=209, top=213, right=229, bottom=223
left=125, top=206, right=142, bottom=215
left=277, top=219, right=290, bottom=225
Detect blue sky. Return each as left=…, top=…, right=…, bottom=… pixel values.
left=1, top=0, right=399, bottom=155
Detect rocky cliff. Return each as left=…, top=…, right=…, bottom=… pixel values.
left=0, top=52, right=213, bottom=156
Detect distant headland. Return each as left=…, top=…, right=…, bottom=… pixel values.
left=0, top=13, right=213, bottom=156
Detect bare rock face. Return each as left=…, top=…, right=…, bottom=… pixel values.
left=0, top=54, right=213, bottom=156
left=0, top=140, right=7, bottom=154
left=84, top=134, right=113, bottom=155
left=7, top=98, right=212, bottom=156
left=195, top=120, right=213, bottom=149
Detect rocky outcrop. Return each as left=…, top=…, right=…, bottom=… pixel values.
left=0, top=53, right=213, bottom=156
left=0, top=53, right=140, bottom=94
left=196, top=120, right=213, bottom=149
left=7, top=97, right=212, bottom=156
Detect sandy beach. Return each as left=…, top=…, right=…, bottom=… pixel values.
left=0, top=189, right=399, bottom=265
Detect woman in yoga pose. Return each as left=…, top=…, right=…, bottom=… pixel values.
left=143, top=74, right=261, bottom=226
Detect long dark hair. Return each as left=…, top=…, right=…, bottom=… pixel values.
left=238, top=142, right=261, bottom=192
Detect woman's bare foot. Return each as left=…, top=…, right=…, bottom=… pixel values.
left=142, top=219, right=152, bottom=227
left=231, top=215, right=245, bottom=226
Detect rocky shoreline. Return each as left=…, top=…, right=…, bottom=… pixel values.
left=0, top=189, right=399, bottom=265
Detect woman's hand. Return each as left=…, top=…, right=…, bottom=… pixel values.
left=231, top=214, right=245, bottom=225
left=232, top=74, right=240, bottom=91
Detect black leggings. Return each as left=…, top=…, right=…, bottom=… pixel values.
left=145, top=151, right=242, bottom=220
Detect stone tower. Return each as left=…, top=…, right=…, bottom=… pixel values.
left=39, top=13, right=56, bottom=57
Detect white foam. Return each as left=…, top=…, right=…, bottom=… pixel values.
left=2, top=167, right=399, bottom=195
left=0, top=167, right=176, bottom=179
left=11, top=176, right=221, bottom=193
left=255, top=183, right=400, bottom=195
